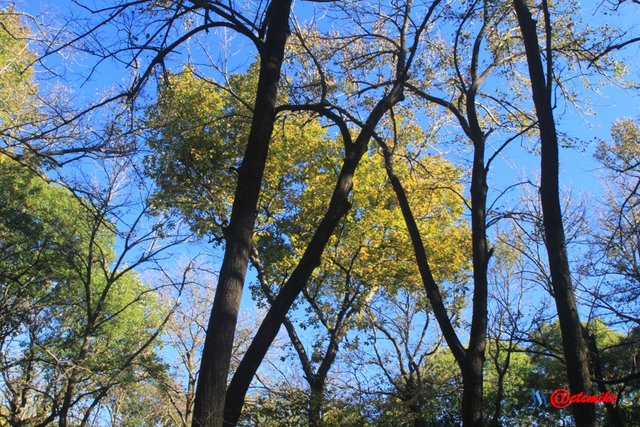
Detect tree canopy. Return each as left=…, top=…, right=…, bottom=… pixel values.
left=1, top=0, right=640, bottom=426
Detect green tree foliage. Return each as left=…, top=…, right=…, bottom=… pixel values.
left=146, top=66, right=471, bottom=302
left=145, top=64, right=327, bottom=242
left=0, top=154, right=77, bottom=341
left=0, top=7, right=38, bottom=134
left=0, top=154, right=167, bottom=424
left=146, top=67, right=470, bottom=278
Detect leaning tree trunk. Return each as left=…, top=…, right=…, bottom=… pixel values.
left=512, top=1, right=596, bottom=426
left=191, top=1, right=293, bottom=426
left=383, top=141, right=487, bottom=427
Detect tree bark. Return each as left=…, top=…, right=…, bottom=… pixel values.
left=465, top=107, right=489, bottom=427
left=461, top=355, right=484, bottom=427
left=399, top=7, right=493, bottom=422
left=191, top=1, right=292, bottom=425
left=309, top=379, right=325, bottom=427
left=512, top=1, right=596, bottom=426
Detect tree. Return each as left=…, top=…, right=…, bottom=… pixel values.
left=160, top=277, right=213, bottom=427
left=4, top=2, right=297, bottom=421
left=224, top=2, right=444, bottom=422
left=484, top=230, right=550, bottom=426
left=0, top=7, right=38, bottom=142
left=589, top=117, right=640, bottom=326
left=581, top=117, right=640, bottom=425
left=248, top=135, right=468, bottom=426
left=525, top=319, right=639, bottom=425
left=0, top=152, right=188, bottom=426
left=388, top=1, right=540, bottom=422
left=4, top=0, right=640, bottom=425
left=146, top=45, right=468, bottom=423
left=0, top=154, right=83, bottom=426
left=147, top=269, right=264, bottom=427
left=512, top=1, right=596, bottom=424
left=0, top=7, right=132, bottom=168
left=361, top=289, right=452, bottom=427
left=99, top=380, right=176, bottom=426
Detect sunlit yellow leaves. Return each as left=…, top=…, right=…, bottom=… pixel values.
left=146, top=64, right=470, bottom=322
left=0, top=8, right=39, bottom=132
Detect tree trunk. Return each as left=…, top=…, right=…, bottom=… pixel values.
left=408, top=402, right=427, bottom=427
left=490, top=351, right=509, bottom=427
left=512, top=1, right=596, bottom=426
left=464, top=116, right=489, bottom=427
left=405, top=386, right=427, bottom=427
left=223, top=149, right=362, bottom=426
left=253, top=251, right=343, bottom=427
left=309, top=379, right=325, bottom=427
left=461, top=355, right=484, bottom=427
left=59, top=331, right=93, bottom=427
left=191, top=1, right=292, bottom=425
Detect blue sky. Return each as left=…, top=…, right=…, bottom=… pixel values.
left=9, top=0, right=640, bottom=394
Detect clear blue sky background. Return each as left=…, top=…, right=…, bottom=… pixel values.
left=11, top=0, right=640, bottom=378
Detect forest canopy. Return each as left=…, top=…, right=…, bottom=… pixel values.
left=0, top=1, right=639, bottom=426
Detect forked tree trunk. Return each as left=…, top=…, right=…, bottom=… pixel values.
left=512, top=1, right=596, bottom=426
left=191, top=1, right=293, bottom=425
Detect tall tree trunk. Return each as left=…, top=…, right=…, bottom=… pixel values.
left=382, top=150, right=487, bottom=427
left=512, top=1, right=595, bottom=426
left=465, top=118, right=489, bottom=427
left=191, top=1, right=292, bottom=425
left=461, top=355, right=484, bottom=427
left=223, top=85, right=405, bottom=426
left=399, top=5, right=493, bottom=421
left=222, top=147, right=364, bottom=426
